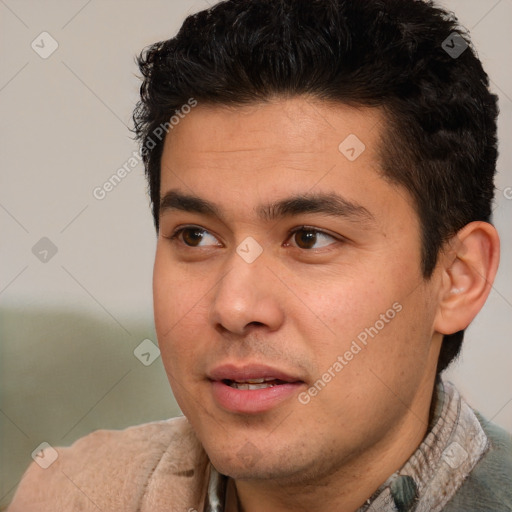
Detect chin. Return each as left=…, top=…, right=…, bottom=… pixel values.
left=202, top=435, right=311, bottom=483
left=210, top=454, right=292, bottom=481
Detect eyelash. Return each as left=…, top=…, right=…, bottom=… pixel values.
left=166, top=225, right=341, bottom=250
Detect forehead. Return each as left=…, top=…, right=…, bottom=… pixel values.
left=162, top=97, right=384, bottom=167
left=158, top=97, right=413, bottom=225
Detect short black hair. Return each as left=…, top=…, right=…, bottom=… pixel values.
left=133, top=0, right=499, bottom=374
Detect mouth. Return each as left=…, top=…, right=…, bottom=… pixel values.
left=208, top=364, right=305, bottom=414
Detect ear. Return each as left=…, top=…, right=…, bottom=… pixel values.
left=434, top=221, right=500, bottom=335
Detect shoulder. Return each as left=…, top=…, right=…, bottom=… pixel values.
left=7, top=416, right=210, bottom=512
left=444, top=413, right=512, bottom=512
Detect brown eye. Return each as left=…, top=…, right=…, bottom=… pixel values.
left=289, top=228, right=337, bottom=250
left=294, top=229, right=317, bottom=249
left=181, top=228, right=206, bottom=246
left=170, top=227, right=221, bottom=248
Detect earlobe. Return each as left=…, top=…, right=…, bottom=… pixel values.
left=434, top=221, right=500, bottom=335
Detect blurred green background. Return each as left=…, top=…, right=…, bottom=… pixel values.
left=0, top=307, right=181, bottom=508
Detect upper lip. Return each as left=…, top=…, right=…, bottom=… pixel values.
left=208, top=363, right=304, bottom=383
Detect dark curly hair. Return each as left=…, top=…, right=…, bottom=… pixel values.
left=133, top=0, right=499, bottom=374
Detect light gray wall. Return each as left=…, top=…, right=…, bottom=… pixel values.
left=1, top=0, right=511, bottom=507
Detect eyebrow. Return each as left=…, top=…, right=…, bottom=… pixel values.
left=159, top=189, right=375, bottom=224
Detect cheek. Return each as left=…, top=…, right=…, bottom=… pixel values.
left=153, top=256, right=179, bottom=337
left=292, top=271, right=388, bottom=346
left=153, top=247, right=208, bottom=327
left=295, top=263, right=428, bottom=371
left=152, top=252, right=208, bottom=366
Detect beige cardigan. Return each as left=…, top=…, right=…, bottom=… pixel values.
left=8, top=416, right=211, bottom=511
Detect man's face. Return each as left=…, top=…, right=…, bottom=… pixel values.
left=153, top=98, right=443, bottom=484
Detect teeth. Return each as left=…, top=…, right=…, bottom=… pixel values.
left=233, top=378, right=276, bottom=384
left=228, top=381, right=277, bottom=390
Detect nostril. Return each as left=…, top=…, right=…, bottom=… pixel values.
left=247, top=321, right=265, bottom=328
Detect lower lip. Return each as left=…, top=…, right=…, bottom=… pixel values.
left=210, top=380, right=303, bottom=414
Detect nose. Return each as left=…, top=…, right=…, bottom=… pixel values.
left=209, top=250, right=285, bottom=336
